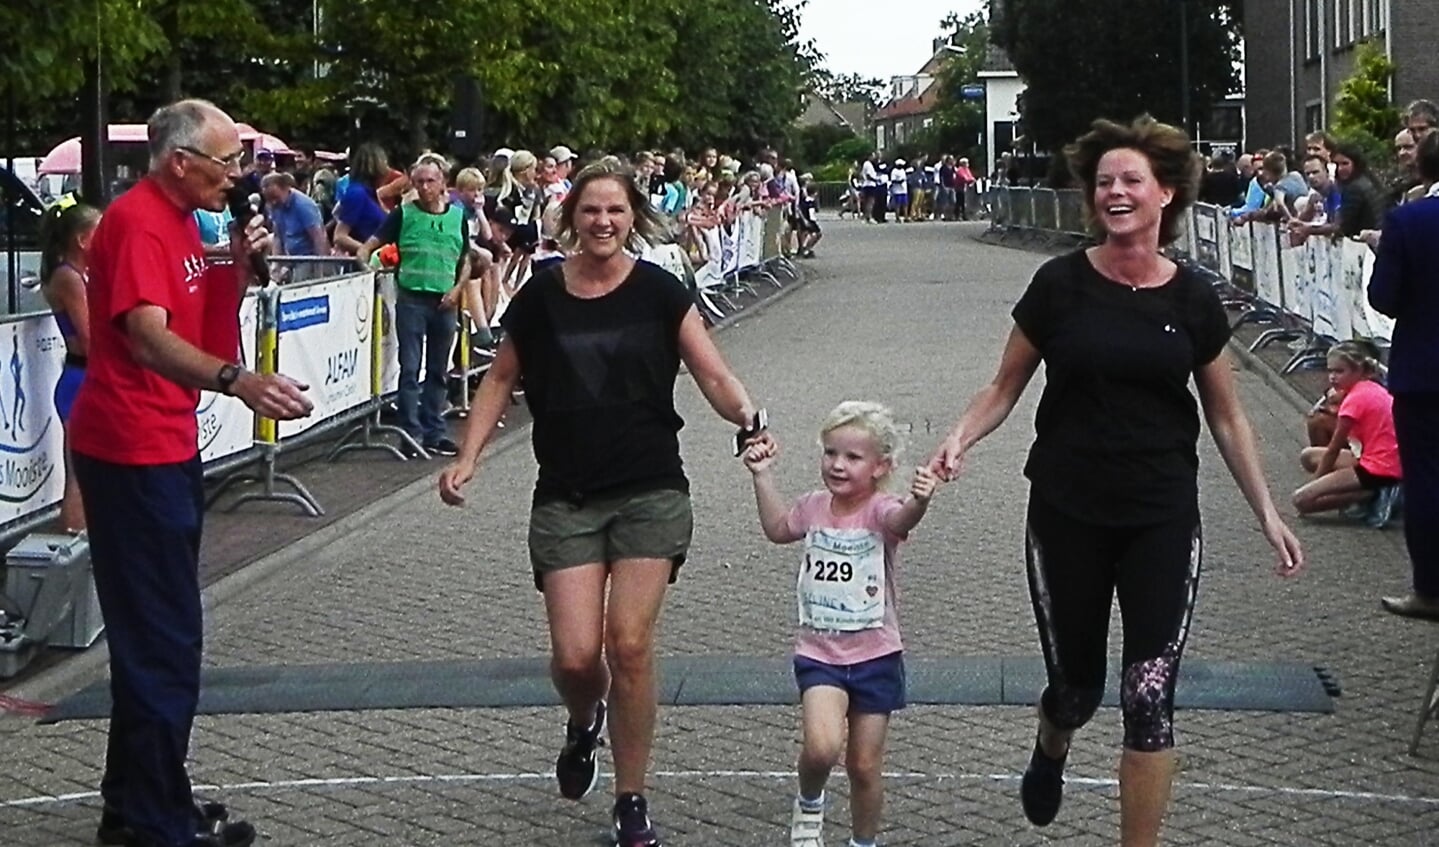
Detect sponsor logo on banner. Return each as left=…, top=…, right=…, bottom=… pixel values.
left=0, top=320, right=60, bottom=509
left=279, top=295, right=331, bottom=332
left=277, top=274, right=376, bottom=438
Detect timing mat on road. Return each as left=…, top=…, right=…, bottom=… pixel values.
left=42, top=656, right=1339, bottom=723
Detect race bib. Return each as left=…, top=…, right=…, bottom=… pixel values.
left=798, top=527, right=886, bottom=632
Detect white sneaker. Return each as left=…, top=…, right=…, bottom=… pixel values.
left=790, top=797, right=825, bottom=846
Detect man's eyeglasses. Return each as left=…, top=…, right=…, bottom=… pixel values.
left=178, top=146, right=245, bottom=168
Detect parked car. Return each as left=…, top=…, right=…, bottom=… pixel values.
left=0, top=166, right=46, bottom=315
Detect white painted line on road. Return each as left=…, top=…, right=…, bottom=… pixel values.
left=4, top=769, right=1438, bottom=810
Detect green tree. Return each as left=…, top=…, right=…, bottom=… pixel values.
left=994, top=0, right=1241, bottom=162
left=810, top=71, right=885, bottom=108
left=1331, top=39, right=1400, bottom=169
left=922, top=10, right=991, bottom=169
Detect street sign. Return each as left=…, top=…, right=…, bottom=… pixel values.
left=960, top=83, right=985, bottom=100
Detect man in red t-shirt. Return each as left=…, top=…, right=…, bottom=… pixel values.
left=70, top=99, right=313, bottom=847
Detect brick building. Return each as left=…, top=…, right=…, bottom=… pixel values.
left=1245, top=0, right=1439, bottom=150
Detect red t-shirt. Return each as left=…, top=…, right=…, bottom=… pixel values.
left=70, top=178, right=243, bottom=465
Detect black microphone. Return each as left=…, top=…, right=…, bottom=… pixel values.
left=225, top=186, right=271, bottom=286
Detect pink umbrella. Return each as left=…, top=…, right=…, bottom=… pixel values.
left=38, top=125, right=151, bottom=174
left=38, top=124, right=290, bottom=174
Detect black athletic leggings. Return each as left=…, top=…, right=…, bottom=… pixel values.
left=1024, top=492, right=1202, bottom=752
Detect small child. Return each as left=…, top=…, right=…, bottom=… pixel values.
left=1293, top=341, right=1402, bottom=527
left=742, top=401, right=942, bottom=847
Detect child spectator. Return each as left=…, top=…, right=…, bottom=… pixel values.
left=1293, top=342, right=1402, bottom=527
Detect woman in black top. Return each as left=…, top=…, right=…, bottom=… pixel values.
left=438, top=161, right=765, bottom=847
left=929, top=116, right=1304, bottom=845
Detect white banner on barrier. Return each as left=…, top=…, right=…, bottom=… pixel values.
left=0, top=316, right=66, bottom=525
left=1252, top=224, right=1282, bottom=307
left=379, top=272, right=400, bottom=396
left=647, top=244, right=689, bottom=284
left=1350, top=241, right=1395, bottom=341
left=1229, top=220, right=1254, bottom=272
left=197, top=291, right=260, bottom=463
left=738, top=212, right=763, bottom=270
left=277, top=273, right=376, bottom=438
left=1279, top=243, right=1308, bottom=322
left=1304, top=239, right=1338, bottom=337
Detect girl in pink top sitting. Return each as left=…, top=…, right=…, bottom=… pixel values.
left=742, top=401, right=943, bottom=847
left=1293, top=341, right=1403, bottom=527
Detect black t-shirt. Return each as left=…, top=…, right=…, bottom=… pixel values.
left=500, top=260, right=695, bottom=503
left=1012, top=250, right=1231, bottom=526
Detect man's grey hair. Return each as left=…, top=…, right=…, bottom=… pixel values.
left=147, top=99, right=224, bottom=171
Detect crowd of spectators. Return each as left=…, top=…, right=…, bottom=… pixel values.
left=846, top=151, right=978, bottom=223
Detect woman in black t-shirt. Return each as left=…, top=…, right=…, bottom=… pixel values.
left=929, top=117, right=1304, bottom=843
left=437, top=161, right=765, bottom=847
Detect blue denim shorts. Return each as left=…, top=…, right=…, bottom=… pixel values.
left=793, top=651, right=906, bottom=715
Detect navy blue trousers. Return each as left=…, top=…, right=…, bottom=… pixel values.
left=74, top=452, right=205, bottom=847
left=1393, top=393, right=1439, bottom=599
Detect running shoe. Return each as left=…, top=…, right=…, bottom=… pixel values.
left=1365, top=484, right=1402, bottom=529
left=789, top=796, right=825, bottom=846
left=1020, top=731, right=1068, bottom=827
left=556, top=700, right=607, bottom=800
left=612, top=792, right=662, bottom=847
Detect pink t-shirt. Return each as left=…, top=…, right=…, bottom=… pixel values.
left=782, top=490, right=907, bottom=666
left=1338, top=379, right=1401, bottom=479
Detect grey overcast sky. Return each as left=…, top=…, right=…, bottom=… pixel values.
left=798, top=0, right=987, bottom=82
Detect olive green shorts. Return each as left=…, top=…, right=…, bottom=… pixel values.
left=528, top=488, right=693, bottom=591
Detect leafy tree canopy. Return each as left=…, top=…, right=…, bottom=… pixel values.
left=993, top=0, right=1241, bottom=155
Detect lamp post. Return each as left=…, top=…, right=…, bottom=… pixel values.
left=1178, top=0, right=1191, bottom=136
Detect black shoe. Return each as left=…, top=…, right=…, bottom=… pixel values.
left=1020, top=732, right=1068, bottom=827
left=424, top=437, right=460, bottom=457
left=556, top=700, right=607, bottom=800
left=98, top=802, right=245, bottom=846
left=399, top=440, right=430, bottom=460
left=612, top=792, right=662, bottom=847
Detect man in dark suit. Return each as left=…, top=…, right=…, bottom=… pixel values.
left=1369, top=131, right=1439, bottom=621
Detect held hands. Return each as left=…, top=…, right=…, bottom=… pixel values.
left=741, top=431, right=778, bottom=473
left=910, top=465, right=942, bottom=502
left=438, top=459, right=475, bottom=507
left=927, top=432, right=966, bottom=482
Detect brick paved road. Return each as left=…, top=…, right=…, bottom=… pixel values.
left=2, top=219, right=1437, bottom=845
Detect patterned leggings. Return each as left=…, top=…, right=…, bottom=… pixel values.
left=1024, top=492, right=1202, bottom=752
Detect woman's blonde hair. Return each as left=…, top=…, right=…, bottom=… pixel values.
left=819, top=401, right=905, bottom=481
left=498, top=150, right=538, bottom=198
left=1327, top=340, right=1382, bottom=376
left=556, top=159, right=669, bottom=253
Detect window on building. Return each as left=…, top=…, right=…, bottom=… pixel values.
left=1334, top=0, right=1354, bottom=48
left=876, top=125, right=886, bottom=151
left=922, top=117, right=934, bottom=130
left=1304, top=0, right=1321, bottom=61
left=1305, top=102, right=1325, bottom=133
left=896, top=122, right=907, bottom=144
left=1363, top=0, right=1384, bottom=34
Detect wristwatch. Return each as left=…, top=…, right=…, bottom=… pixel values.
left=732, top=409, right=769, bottom=456
left=216, top=363, right=242, bottom=395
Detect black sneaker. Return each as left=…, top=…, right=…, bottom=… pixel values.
left=424, top=437, right=460, bottom=457
left=556, top=700, right=607, bottom=800
left=1020, top=732, right=1068, bottom=827
left=97, top=802, right=231, bottom=846
left=612, top=792, right=662, bottom=847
